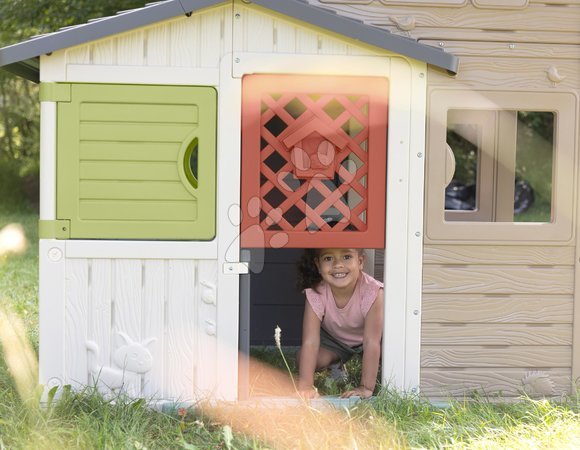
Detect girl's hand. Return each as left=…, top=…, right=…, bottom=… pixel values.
left=297, top=388, right=319, bottom=400
left=340, top=386, right=373, bottom=399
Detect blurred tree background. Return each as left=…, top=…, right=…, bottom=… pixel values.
left=0, top=0, right=147, bottom=209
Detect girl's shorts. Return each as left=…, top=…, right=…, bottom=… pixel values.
left=320, top=327, right=363, bottom=363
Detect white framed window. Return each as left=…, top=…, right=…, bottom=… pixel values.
left=425, top=90, right=576, bottom=242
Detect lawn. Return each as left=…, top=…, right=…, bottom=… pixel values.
left=1, top=200, right=580, bottom=449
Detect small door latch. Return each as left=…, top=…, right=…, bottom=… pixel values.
left=222, top=262, right=249, bottom=275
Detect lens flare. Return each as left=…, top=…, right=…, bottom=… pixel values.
left=0, top=223, right=27, bottom=256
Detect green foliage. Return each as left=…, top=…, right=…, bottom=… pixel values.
left=0, top=0, right=149, bottom=204
left=0, top=0, right=149, bottom=45
left=2, top=207, right=580, bottom=448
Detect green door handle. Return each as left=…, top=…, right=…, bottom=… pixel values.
left=183, top=137, right=199, bottom=189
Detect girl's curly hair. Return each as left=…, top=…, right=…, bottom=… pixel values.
left=296, top=249, right=322, bottom=292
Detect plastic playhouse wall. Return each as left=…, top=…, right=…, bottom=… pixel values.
left=38, top=2, right=428, bottom=401
left=339, top=0, right=580, bottom=398
left=36, top=0, right=580, bottom=402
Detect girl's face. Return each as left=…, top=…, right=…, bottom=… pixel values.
left=315, top=249, right=364, bottom=292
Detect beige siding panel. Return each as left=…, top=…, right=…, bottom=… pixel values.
left=312, top=4, right=580, bottom=33
left=471, top=0, right=528, bottom=9
left=421, top=346, right=571, bottom=368
left=531, top=0, right=580, bottom=4
left=319, top=0, right=468, bottom=8
left=318, top=0, right=374, bottom=4
left=423, top=245, right=575, bottom=266
left=423, top=266, right=574, bottom=295
left=422, top=323, right=573, bottom=346
left=422, top=295, right=573, bottom=323
left=418, top=28, right=580, bottom=45
left=420, top=40, right=580, bottom=59
left=427, top=58, right=580, bottom=89
left=413, top=28, right=580, bottom=45
left=421, top=368, right=572, bottom=397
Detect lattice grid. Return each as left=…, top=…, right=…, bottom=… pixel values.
left=259, top=92, right=370, bottom=233
left=241, top=74, right=388, bottom=248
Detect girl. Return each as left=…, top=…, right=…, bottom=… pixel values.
left=296, top=248, right=384, bottom=399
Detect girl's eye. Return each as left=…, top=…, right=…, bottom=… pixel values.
left=322, top=256, right=333, bottom=262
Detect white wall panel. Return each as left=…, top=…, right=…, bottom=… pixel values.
left=65, top=259, right=89, bottom=389
left=63, top=6, right=231, bottom=72
left=87, top=259, right=112, bottom=387
left=43, top=248, right=219, bottom=401
left=165, top=260, right=196, bottom=400
left=142, top=260, right=165, bottom=398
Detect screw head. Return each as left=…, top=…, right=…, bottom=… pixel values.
left=48, top=247, right=63, bottom=262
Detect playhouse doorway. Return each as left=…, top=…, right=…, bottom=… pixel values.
left=238, top=72, right=389, bottom=397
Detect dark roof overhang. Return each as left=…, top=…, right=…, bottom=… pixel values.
left=0, top=0, right=458, bottom=83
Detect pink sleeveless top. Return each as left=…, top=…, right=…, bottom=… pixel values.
left=304, top=272, right=383, bottom=347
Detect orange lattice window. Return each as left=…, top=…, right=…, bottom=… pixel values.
left=241, top=74, right=388, bottom=248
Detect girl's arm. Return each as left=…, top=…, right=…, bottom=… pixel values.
left=298, top=302, right=321, bottom=398
left=342, top=288, right=384, bottom=399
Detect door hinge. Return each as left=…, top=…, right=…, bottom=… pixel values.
left=39, top=83, right=71, bottom=102
left=38, top=220, right=71, bottom=239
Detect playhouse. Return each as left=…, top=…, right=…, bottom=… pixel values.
left=0, top=0, right=578, bottom=402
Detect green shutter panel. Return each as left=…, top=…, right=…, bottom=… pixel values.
left=55, top=83, right=216, bottom=240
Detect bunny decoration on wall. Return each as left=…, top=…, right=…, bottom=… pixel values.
left=86, top=331, right=156, bottom=392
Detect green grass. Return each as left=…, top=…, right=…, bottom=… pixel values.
left=1, top=200, right=580, bottom=449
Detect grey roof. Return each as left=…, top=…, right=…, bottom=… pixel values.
left=0, top=0, right=458, bottom=83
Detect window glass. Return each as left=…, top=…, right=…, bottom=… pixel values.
left=445, top=110, right=554, bottom=223
left=515, top=112, right=553, bottom=222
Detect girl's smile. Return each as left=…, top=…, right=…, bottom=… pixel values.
left=316, top=248, right=364, bottom=297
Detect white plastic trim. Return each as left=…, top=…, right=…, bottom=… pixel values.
left=39, top=102, right=57, bottom=221
left=228, top=51, right=426, bottom=393
left=404, top=60, right=428, bottom=393
left=65, top=65, right=220, bottom=86
left=232, top=52, right=392, bottom=78
left=39, top=51, right=66, bottom=82
left=215, top=54, right=243, bottom=400
left=379, top=59, right=427, bottom=393
left=64, top=240, right=217, bottom=259
left=39, top=239, right=67, bottom=395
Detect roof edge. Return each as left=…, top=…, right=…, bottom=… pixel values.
left=0, top=0, right=224, bottom=82
left=2, top=60, right=40, bottom=82
left=251, top=0, right=458, bottom=74
left=0, top=0, right=458, bottom=82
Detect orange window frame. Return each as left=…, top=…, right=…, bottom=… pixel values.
left=240, top=74, right=388, bottom=248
